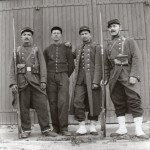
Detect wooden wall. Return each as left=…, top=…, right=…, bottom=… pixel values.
left=0, top=0, right=150, bottom=124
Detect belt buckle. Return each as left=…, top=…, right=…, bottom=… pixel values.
left=27, top=67, right=31, bottom=72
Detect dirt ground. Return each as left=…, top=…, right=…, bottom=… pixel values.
left=0, top=122, right=150, bottom=150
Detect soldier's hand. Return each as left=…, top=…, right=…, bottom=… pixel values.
left=11, top=85, right=18, bottom=93
left=92, top=84, right=99, bottom=89
left=100, top=80, right=108, bottom=86
left=129, top=77, right=137, bottom=85
left=40, top=83, right=46, bottom=90
left=65, top=42, right=72, bottom=48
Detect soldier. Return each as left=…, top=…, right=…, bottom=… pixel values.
left=9, top=27, right=58, bottom=138
left=43, top=26, right=74, bottom=136
left=70, top=26, right=102, bottom=135
left=105, top=19, right=149, bottom=139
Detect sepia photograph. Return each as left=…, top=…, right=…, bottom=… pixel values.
left=0, top=0, right=150, bottom=149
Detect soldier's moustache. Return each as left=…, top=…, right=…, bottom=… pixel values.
left=111, top=30, right=116, bottom=32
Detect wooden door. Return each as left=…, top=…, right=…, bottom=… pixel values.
left=92, top=0, right=150, bottom=123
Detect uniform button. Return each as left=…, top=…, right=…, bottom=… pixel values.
left=119, top=47, right=121, bottom=49
left=119, top=43, right=121, bottom=45
left=88, top=45, right=90, bottom=46
left=88, top=49, right=90, bottom=51
left=22, top=53, right=24, bottom=55
left=22, top=57, right=24, bottom=59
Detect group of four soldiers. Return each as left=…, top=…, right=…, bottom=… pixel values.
left=9, top=19, right=148, bottom=139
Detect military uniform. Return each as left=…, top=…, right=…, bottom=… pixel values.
left=105, top=35, right=143, bottom=117
left=70, top=40, right=102, bottom=121
left=105, top=19, right=149, bottom=139
left=9, top=42, right=51, bottom=134
left=43, top=42, right=74, bottom=133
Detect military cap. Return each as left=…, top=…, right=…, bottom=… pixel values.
left=79, top=26, right=90, bottom=34
left=21, top=27, right=34, bottom=35
left=107, top=19, right=120, bottom=28
left=51, top=26, right=62, bottom=34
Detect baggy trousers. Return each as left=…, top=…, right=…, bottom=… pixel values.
left=73, top=83, right=98, bottom=122
left=47, top=72, right=69, bottom=132
left=111, top=81, right=143, bottom=118
left=20, top=84, right=50, bottom=132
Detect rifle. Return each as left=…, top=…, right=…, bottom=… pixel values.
left=99, top=12, right=106, bottom=137
left=13, top=18, right=22, bottom=139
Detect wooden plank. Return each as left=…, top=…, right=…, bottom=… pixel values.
left=131, top=4, right=137, bottom=38
left=126, top=4, right=132, bottom=37
left=34, top=0, right=43, bottom=49
left=1, top=10, right=6, bottom=116
left=145, top=1, right=150, bottom=121
left=92, top=0, right=98, bottom=42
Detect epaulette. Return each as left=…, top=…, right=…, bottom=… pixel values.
left=32, top=46, right=38, bottom=55
left=16, top=46, right=21, bottom=53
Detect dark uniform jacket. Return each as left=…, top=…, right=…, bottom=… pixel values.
left=70, top=41, right=102, bottom=116
left=43, top=43, right=74, bottom=77
left=105, top=35, right=142, bottom=96
left=9, top=44, right=47, bottom=95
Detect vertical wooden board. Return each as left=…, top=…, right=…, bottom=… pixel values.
left=57, top=2, right=62, bottom=27
left=61, top=0, right=67, bottom=41
left=1, top=11, right=6, bottom=114
left=118, top=4, right=124, bottom=28
left=66, top=3, right=71, bottom=41
left=142, top=40, right=150, bottom=111
left=135, top=3, right=141, bottom=39
left=105, top=4, right=111, bottom=40
left=0, top=12, right=2, bottom=116
left=131, top=4, right=137, bottom=38
left=114, top=4, right=119, bottom=19
left=70, top=5, right=76, bottom=47
left=122, top=4, right=128, bottom=32
left=44, top=7, right=50, bottom=48
left=137, top=40, right=145, bottom=100
left=101, top=5, right=108, bottom=40
left=139, top=3, right=146, bottom=39
left=126, top=4, right=132, bottom=37
left=92, top=0, right=98, bottom=42
left=79, top=4, right=84, bottom=27
left=145, top=2, right=150, bottom=121
left=34, top=2, right=43, bottom=49
left=109, top=4, right=115, bottom=19
left=5, top=10, right=10, bottom=111
left=75, top=5, right=80, bottom=45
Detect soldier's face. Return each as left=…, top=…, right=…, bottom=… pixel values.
left=51, top=30, right=62, bottom=42
left=21, top=32, right=33, bottom=43
left=108, top=24, right=121, bottom=36
left=80, top=31, right=91, bottom=42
